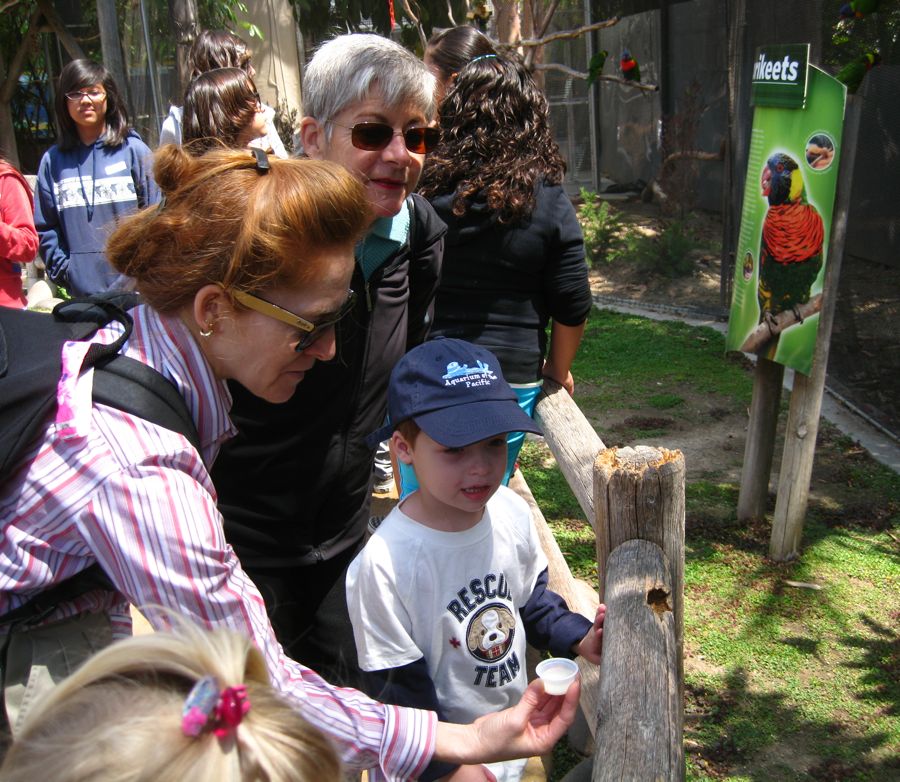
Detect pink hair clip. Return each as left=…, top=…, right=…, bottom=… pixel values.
left=182, top=675, right=251, bottom=738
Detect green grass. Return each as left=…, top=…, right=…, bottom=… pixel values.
left=521, top=309, right=900, bottom=782
left=573, top=310, right=753, bottom=412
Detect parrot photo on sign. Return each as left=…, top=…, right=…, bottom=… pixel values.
left=620, top=49, right=641, bottom=82
left=757, top=153, right=825, bottom=358
left=840, top=0, right=881, bottom=19
left=835, top=51, right=881, bottom=93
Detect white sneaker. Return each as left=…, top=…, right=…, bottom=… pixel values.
left=373, top=476, right=395, bottom=496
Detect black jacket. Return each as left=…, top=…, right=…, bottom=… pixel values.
left=429, top=182, right=590, bottom=383
left=212, top=195, right=446, bottom=568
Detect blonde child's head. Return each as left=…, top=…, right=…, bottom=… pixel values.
left=0, top=622, right=341, bottom=782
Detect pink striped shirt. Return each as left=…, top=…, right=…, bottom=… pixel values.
left=0, top=305, right=434, bottom=779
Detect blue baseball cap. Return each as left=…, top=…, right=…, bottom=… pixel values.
left=367, top=338, right=542, bottom=448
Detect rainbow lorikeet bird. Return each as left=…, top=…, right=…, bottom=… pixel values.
left=840, top=0, right=880, bottom=18
left=620, top=49, right=640, bottom=82
left=757, top=153, right=825, bottom=357
left=587, top=50, right=608, bottom=87
left=836, top=51, right=881, bottom=93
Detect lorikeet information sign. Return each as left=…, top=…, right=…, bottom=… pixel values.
left=726, top=63, right=847, bottom=376
left=751, top=44, right=810, bottom=109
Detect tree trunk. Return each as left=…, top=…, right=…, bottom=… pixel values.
left=168, top=0, right=199, bottom=100
left=592, top=538, right=684, bottom=782
left=96, top=0, right=131, bottom=113
left=494, top=0, right=521, bottom=46
left=0, top=3, right=45, bottom=168
left=721, top=0, right=747, bottom=309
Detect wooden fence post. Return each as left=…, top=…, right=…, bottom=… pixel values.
left=594, top=446, right=685, bottom=687
left=593, top=539, right=684, bottom=782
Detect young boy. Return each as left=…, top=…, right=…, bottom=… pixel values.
left=346, top=338, right=605, bottom=782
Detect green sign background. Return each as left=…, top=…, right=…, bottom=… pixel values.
left=751, top=43, right=810, bottom=109
left=726, top=65, right=846, bottom=376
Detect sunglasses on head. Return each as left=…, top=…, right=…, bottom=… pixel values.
left=329, top=121, right=440, bottom=154
left=231, top=288, right=357, bottom=352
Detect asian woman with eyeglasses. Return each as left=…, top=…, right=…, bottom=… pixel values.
left=33, top=59, right=160, bottom=297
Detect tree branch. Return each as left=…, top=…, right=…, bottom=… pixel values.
left=0, top=0, right=25, bottom=15
left=399, top=0, right=427, bottom=51
left=36, top=0, right=86, bottom=59
left=498, top=17, right=620, bottom=49
left=536, top=0, right=562, bottom=39
left=0, top=2, right=43, bottom=104
left=738, top=295, right=823, bottom=354
left=532, top=61, right=659, bottom=91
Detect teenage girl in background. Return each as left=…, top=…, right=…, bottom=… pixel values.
left=182, top=68, right=269, bottom=155
left=160, top=29, right=288, bottom=159
left=0, top=154, right=38, bottom=308
left=33, top=59, right=159, bottom=296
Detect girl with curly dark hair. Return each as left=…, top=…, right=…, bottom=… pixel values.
left=416, top=54, right=591, bottom=486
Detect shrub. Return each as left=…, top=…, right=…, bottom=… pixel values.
left=578, top=188, right=626, bottom=266
left=633, top=220, right=695, bottom=278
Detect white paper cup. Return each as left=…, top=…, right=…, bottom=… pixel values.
left=535, top=657, right=578, bottom=695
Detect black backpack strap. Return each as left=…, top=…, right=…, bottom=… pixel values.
left=92, top=354, right=201, bottom=453
left=53, top=294, right=135, bottom=366
left=406, top=194, right=417, bottom=251
left=54, top=294, right=201, bottom=452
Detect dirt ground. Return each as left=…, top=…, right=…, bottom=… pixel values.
left=585, top=202, right=750, bottom=482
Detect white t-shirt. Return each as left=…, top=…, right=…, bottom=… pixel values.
left=346, top=485, right=548, bottom=725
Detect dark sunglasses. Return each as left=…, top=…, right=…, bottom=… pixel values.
left=330, top=121, right=440, bottom=154
left=232, top=289, right=357, bottom=352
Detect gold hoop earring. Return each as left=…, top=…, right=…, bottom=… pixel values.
left=199, top=324, right=214, bottom=338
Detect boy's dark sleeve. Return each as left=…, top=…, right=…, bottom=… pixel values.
left=367, top=657, right=458, bottom=781
left=521, top=568, right=593, bottom=658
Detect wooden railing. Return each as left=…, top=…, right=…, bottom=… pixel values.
left=513, top=379, right=685, bottom=781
